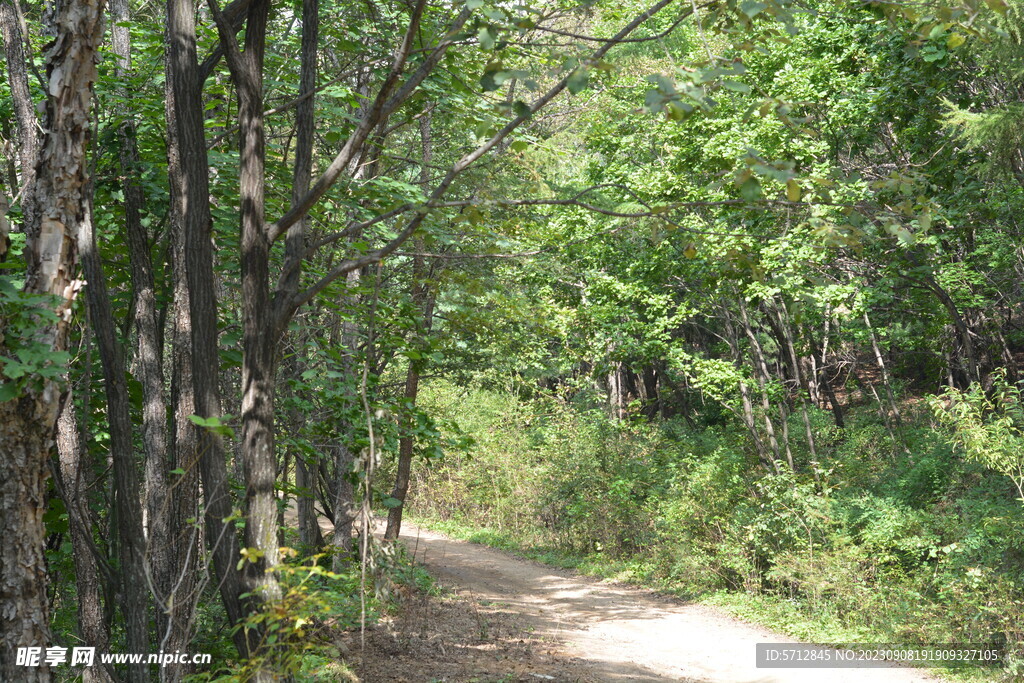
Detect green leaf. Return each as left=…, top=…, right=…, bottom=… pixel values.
left=480, top=62, right=503, bottom=92
left=0, top=381, right=20, bottom=402
left=382, top=497, right=403, bottom=508
left=919, top=209, right=932, bottom=231
left=478, top=26, right=496, bottom=50
left=645, top=88, right=665, bottom=110
left=722, top=80, right=750, bottom=93
left=567, top=68, right=589, bottom=94
left=188, top=414, right=235, bottom=438
left=739, top=1, right=767, bottom=19
left=739, top=176, right=762, bottom=201
left=921, top=45, right=946, bottom=62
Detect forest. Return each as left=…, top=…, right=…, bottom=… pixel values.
left=1, top=0, right=1023, bottom=679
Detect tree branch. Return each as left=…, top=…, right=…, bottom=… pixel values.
left=286, top=0, right=685, bottom=312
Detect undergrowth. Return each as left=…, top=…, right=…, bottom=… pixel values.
left=408, top=381, right=1024, bottom=681
left=186, top=540, right=435, bottom=682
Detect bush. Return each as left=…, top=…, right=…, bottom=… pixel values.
left=409, top=381, right=1024, bottom=675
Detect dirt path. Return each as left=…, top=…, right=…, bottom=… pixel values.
left=395, top=522, right=941, bottom=683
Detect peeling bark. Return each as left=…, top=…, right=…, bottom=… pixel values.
left=0, top=0, right=106, bottom=678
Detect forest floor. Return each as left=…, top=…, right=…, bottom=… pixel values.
left=332, top=519, right=945, bottom=682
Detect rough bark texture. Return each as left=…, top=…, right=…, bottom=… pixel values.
left=212, top=0, right=283, bottom=606
left=0, top=0, right=40, bottom=230
left=110, top=0, right=173, bottom=641
left=78, top=194, right=151, bottom=683
left=167, top=0, right=251, bottom=656
left=331, top=440, right=357, bottom=570
left=0, top=0, right=106, bottom=678
left=283, top=0, right=321, bottom=554
left=160, top=25, right=203, bottom=678
left=56, top=396, right=115, bottom=683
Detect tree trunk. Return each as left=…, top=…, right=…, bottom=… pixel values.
left=277, top=0, right=322, bottom=555
left=805, top=322, right=845, bottom=429
left=329, top=269, right=362, bottom=570
left=922, top=275, right=980, bottom=385
left=161, top=31, right=203, bottom=676
left=864, top=309, right=903, bottom=427
left=0, top=0, right=39, bottom=230
left=738, top=297, right=785, bottom=468
left=56, top=395, right=115, bottom=683
left=167, top=0, right=251, bottom=655
left=774, top=304, right=817, bottom=461
left=331, top=441, right=357, bottom=570
left=385, top=114, right=434, bottom=541
left=721, top=303, right=774, bottom=472
left=286, top=338, right=324, bottom=550
left=110, top=0, right=174, bottom=655
left=384, top=365, right=421, bottom=541
left=0, top=0, right=106, bottom=678
left=210, top=0, right=284, bottom=607
left=79, top=191, right=151, bottom=683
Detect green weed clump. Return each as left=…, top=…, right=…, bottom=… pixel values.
left=411, top=382, right=1024, bottom=678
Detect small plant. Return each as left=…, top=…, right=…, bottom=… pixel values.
left=931, top=369, right=1024, bottom=500
left=191, top=550, right=365, bottom=682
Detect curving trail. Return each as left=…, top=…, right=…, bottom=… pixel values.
left=397, top=522, right=940, bottom=683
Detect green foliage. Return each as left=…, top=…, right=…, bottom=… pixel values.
left=0, top=279, right=72, bottom=401
left=412, top=384, right=1024, bottom=675
left=191, top=544, right=432, bottom=682
left=933, top=369, right=1024, bottom=499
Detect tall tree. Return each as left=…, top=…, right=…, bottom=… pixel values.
left=0, top=0, right=107, bottom=678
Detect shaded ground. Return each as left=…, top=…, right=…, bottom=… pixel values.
left=339, top=583, right=601, bottom=682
